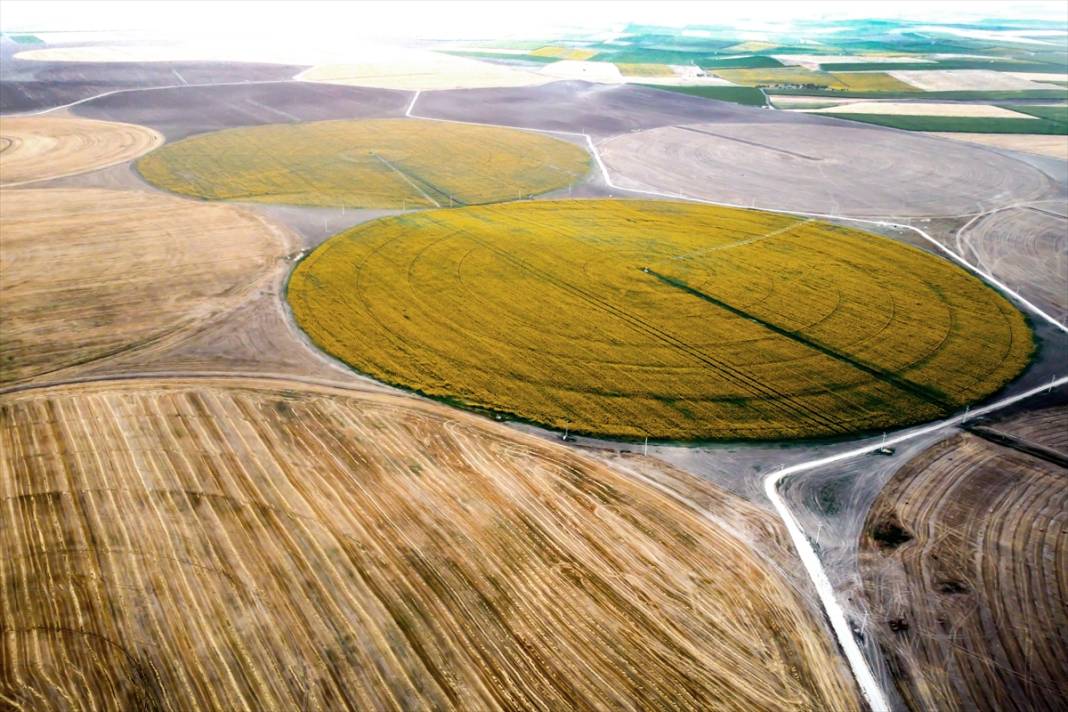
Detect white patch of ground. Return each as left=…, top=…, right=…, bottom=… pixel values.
left=801, top=102, right=1038, bottom=118
left=298, top=49, right=548, bottom=90
left=538, top=60, right=624, bottom=83
left=925, top=133, right=1068, bottom=160
left=774, top=54, right=934, bottom=70
left=905, top=26, right=1063, bottom=45
left=637, top=67, right=735, bottom=87
left=1006, top=71, right=1068, bottom=82
left=889, top=69, right=1066, bottom=91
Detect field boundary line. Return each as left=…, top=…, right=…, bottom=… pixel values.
left=4, top=79, right=302, bottom=117
left=404, top=88, right=1068, bottom=712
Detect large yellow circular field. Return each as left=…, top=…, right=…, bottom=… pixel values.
left=137, top=118, right=589, bottom=208
left=288, top=200, right=1033, bottom=441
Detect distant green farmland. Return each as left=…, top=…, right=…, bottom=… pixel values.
left=815, top=113, right=1068, bottom=135
left=700, top=55, right=784, bottom=69
left=769, top=88, right=1068, bottom=101
left=639, top=84, right=767, bottom=107
left=814, top=59, right=1068, bottom=72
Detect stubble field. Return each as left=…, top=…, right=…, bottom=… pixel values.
left=0, top=116, right=162, bottom=186
left=0, top=188, right=285, bottom=385
left=136, top=118, right=590, bottom=208
left=288, top=199, right=1032, bottom=441
left=0, top=378, right=858, bottom=711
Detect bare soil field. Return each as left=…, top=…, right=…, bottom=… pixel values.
left=0, top=59, right=305, bottom=114
left=72, top=82, right=410, bottom=140
left=925, top=131, right=1068, bottom=159
left=859, top=405, right=1068, bottom=711
left=888, top=69, right=1065, bottom=91
left=957, top=204, right=1068, bottom=320
left=0, top=116, right=161, bottom=185
left=600, top=121, right=1055, bottom=217
left=413, top=80, right=802, bottom=137
left=0, top=378, right=858, bottom=711
left=0, top=189, right=286, bottom=385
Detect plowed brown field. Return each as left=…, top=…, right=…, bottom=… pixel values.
left=860, top=406, right=1068, bottom=711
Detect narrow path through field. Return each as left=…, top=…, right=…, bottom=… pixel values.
left=370, top=152, right=441, bottom=206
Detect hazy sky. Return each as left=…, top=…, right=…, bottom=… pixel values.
left=4, top=1, right=1066, bottom=39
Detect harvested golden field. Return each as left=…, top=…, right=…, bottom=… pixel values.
left=137, top=118, right=589, bottom=209
left=0, top=378, right=858, bottom=711
left=288, top=200, right=1032, bottom=441
left=713, top=67, right=918, bottom=91
left=0, top=116, right=162, bottom=186
left=0, top=188, right=285, bottom=385
left=529, top=45, right=599, bottom=60
left=803, top=101, right=1036, bottom=118
left=859, top=406, right=1068, bottom=711
left=615, top=63, right=675, bottom=77
left=297, top=48, right=549, bottom=91
left=925, top=132, right=1068, bottom=159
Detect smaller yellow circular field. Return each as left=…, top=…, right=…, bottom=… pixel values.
left=137, top=118, right=590, bottom=208
left=0, top=116, right=162, bottom=186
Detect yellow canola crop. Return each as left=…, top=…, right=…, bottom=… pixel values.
left=616, top=63, right=676, bottom=77
left=530, top=45, right=599, bottom=60
left=288, top=200, right=1033, bottom=441
left=137, top=118, right=590, bottom=208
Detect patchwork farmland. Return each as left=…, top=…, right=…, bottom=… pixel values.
left=2, top=11, right=1066, bottom=712
left=137, top=118, right=590, bottom=208
left=288, top=200, right=1032, bottom=440
left=0, top=379, right=858, bottom=711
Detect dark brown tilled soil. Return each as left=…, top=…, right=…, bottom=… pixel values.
left=71, top=81, right=412, bottom=140
left=414, top=80, right=814, bottom=138
left=1, top=41, right=307, bottom=114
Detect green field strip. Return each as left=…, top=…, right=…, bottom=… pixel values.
left=813, top=113, right=1068, bottom=134
left=646, top=269, right=955, bottom=411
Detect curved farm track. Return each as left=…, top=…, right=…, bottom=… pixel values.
left=958, top=204, right=1068, bottom=320
left=0, top=378, right=857, bottom=711
left=859, top=405, right=1068, bottom=712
